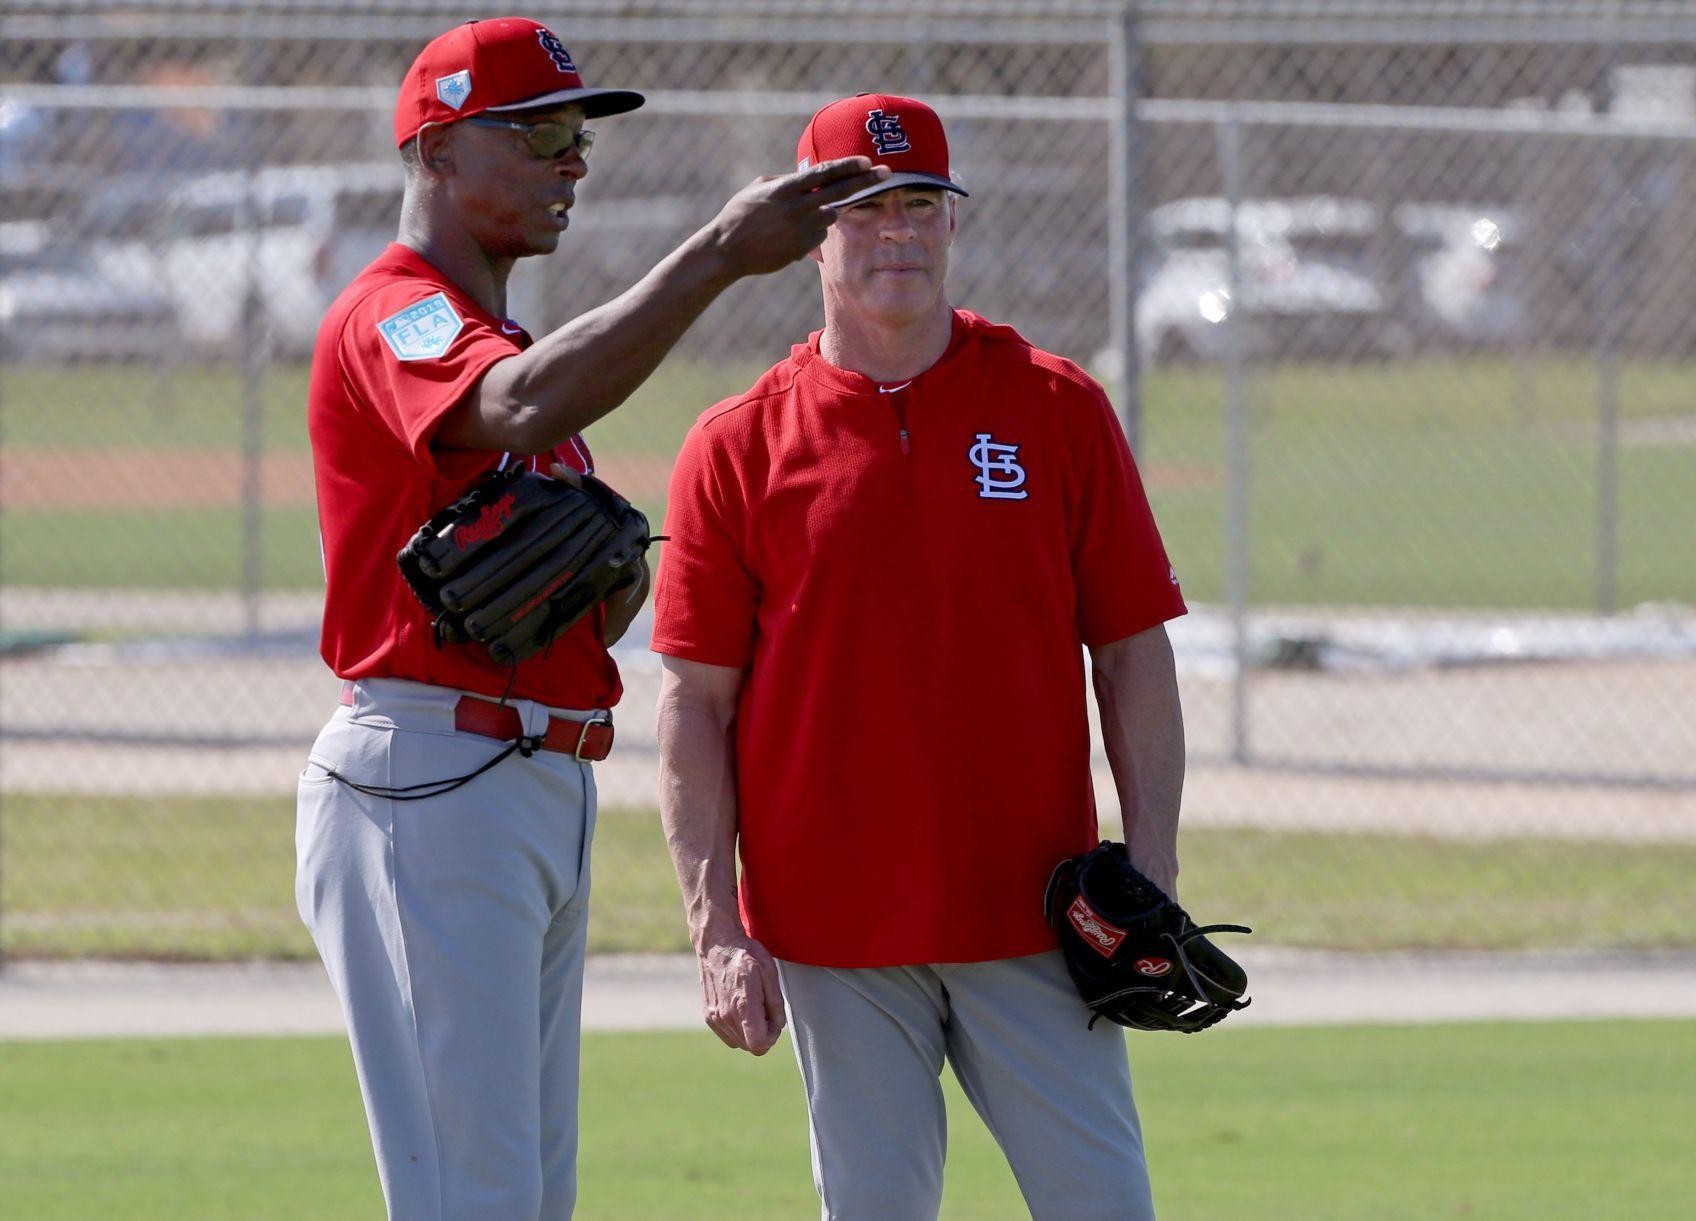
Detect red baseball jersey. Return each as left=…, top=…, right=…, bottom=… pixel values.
left=652, top=310, right=1186, bottom=967
left=307, top=243, right=619, bottom=708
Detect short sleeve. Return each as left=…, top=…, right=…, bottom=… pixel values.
left=339, top=287, right=521, bottom=474
left=1070, top=387, right=1187, bottom=646
left=651, top=421, right=761, bottom=668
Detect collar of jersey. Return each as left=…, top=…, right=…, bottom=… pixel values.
left=378, top=243, right=531, bottom=346
left=793, top=309, right=976, bottom=398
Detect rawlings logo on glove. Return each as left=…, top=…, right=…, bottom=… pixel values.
left=456, top=494, right=518, bottom=548
left=1066, top=896, right=1127, bottom=956
left=397, top=464, right=653, bottom=667
left=1045, top=841, right=1252, bottom=1033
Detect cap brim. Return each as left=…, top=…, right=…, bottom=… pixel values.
left=488, top=87, right=646, bottom=119
left=833, top=172, right=968, bottom=208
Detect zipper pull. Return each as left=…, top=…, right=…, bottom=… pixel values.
left=880, top=380, right=914, bottom=455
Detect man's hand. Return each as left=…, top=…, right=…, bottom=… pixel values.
left=697, top=936, right=787, bottom=1055
left=704, top=157, right=890, bottom=277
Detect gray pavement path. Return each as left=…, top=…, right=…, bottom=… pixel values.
left=2, top=950, right=1693, bottom=1042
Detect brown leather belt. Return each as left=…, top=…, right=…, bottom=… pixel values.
left=339, top=684, right=614, bottom=761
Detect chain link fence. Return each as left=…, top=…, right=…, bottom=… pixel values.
left=2, top=1, right=1693, bottom=960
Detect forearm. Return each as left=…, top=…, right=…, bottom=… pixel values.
left=1091, top=626, right=1186, bottom=897
left=453, top=228, right=738, bottom=452
left=656, top=667, right=745, bottom=952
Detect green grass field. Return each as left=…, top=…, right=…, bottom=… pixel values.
left=4, top=794, right=1692, bottom=959
left=0, top=1020, right=1689, bottom=1219
left=3, top=356, right=1692, bottom=606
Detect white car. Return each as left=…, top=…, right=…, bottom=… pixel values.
left=1392, top=203, right=1526, bottom=348
left=87, top=163, right=697, bottom=359
left=1, top=219, right=181, bottom=363
left=1136, top=196, right=1396, bottom=365
left=89, top=162, right=404, bottom=358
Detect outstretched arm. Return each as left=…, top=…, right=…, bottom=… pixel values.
left=656, top=654, right=785, bottom=1055
left=436, top=158, right=888, bottom=453
left=1090, top=623, right=1186, bottom=899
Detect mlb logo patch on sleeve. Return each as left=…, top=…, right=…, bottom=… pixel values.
left=377, top=293, right=464, bottom=361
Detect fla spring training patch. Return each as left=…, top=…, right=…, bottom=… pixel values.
left=378, top=293, right=464, bottom=362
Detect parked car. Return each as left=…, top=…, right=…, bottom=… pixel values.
left=1391, top=202, right=1526, bottom=349
left=87, top=162, right=404, bottom=358
left=0, top=219, right=181, bottom=363
left=85, top=163, right=701, bottom=358
left=1136, top=195, right=1404, bottom=365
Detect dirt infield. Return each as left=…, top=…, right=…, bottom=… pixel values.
left=0, top=449, right=1219, bottom=511
left=1, top=450, right=318, bottom=510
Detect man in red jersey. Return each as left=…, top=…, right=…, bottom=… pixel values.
left=294, top=19, right=885, bottom=1220
left=653, top=94, right=1187, bottom=1219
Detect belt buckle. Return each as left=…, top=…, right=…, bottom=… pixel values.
left=573, top=715, right=611, bottom=761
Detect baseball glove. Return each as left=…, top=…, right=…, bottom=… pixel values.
left=398, top=464, right=652, bottom=666
left=1044, top=840, right=1252, bottom=1033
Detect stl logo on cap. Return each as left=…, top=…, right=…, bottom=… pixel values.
left=865, top=109, right=912, bottom=156
left=796, top=93, right=967, bottom=207
left=536, top=28, right=577, bottom=74
left=435, top=70, right=472, bottom=111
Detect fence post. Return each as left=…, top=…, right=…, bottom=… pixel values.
left=1109, top=2, right=1145, bottom=453
left=1219, top=112, right=1253, bottom=766
left=1593, top=147, right=1625, bottom=618
left=0, top=364, right=6, bottom=970
left=238, top=109, right=267, bottom=641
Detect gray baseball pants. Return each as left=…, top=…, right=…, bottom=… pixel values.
left=777, top=951, right=1156, bottom=1221
left=296, top=677, right=599, bottom=1220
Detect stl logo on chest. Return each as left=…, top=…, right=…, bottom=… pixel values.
left=969, top=433, right=1028, bottom=500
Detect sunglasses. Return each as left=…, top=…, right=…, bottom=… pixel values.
left=464, top=116, right=596, bottom=160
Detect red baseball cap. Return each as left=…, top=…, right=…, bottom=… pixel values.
left=796, top=93, right=968, bottom=206
left=394, top=17, right=644, bottom=147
